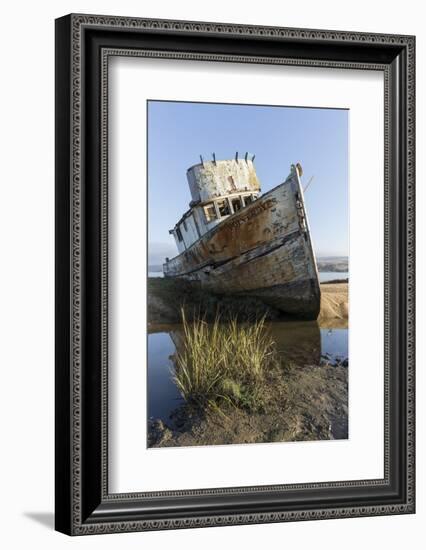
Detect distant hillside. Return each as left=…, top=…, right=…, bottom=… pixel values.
left=148, top=265, right=164, bottom=273
left=316, top=257, right=348, bottom=273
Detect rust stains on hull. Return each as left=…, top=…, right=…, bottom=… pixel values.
left=164, top=169, right=320, bottom=320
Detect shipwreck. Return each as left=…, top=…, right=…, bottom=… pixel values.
left=163, top=154, right=321, bottom=320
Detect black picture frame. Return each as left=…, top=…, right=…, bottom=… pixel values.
left=55, top=13, right=415, bottom=535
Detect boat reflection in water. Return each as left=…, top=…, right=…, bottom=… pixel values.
left=147, top=321, right=348, bottom=428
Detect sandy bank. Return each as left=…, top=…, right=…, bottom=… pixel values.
left=319, top=283, right=348, bottom=328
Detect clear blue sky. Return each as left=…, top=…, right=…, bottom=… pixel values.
left=148, top=100, right=348, bottom=265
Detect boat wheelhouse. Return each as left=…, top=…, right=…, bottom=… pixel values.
left=169, top=154, right=261, bottom=254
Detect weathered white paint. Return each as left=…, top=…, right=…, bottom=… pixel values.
left=187, top=158, right=260, bottom=203
left=170, top=158, right=261, bottom=251
left=165, top=163, right=320, bottom=319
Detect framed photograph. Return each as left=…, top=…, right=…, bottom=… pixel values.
left=55, top=14, right=415, bottom=535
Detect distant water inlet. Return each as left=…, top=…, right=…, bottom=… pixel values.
left=147, top=321, right=348, bottom=446
left=318, top=271, right=348, bottom=283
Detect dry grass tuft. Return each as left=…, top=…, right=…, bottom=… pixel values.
left=173, top=309, right=277, bottom=411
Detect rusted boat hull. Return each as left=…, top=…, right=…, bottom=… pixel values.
left=164, top=169, right=320, bottom=319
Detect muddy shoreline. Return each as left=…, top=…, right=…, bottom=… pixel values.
left=147, top=279, right=348, bottom=448
left=148, top=355, right=348, bottom=448
left=147, top=321, right=348, bottom=448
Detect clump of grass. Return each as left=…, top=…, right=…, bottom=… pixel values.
left=173, top=309, right=277, bottom=412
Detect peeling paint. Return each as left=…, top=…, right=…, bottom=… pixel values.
left=187, top=158, right=260, bottom=204
left=164, top=161, right=320, bottom=319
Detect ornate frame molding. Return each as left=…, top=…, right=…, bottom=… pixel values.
left=55, top=14, right=415, bottom=535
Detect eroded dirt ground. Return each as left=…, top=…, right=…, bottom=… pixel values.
left=148, top=360, right=348, bottom=448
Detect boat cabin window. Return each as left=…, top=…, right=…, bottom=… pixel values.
left=182, top=219, right=187, bottom=231
left=244, top=194, right=257, bottom=206
left=231, top=196, right=242, bottom=213
left=176, top=227, right=183, bottom=242
left=203, top=203, right=217, bottom=222
left=217, top=199, right=231, bottom=217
